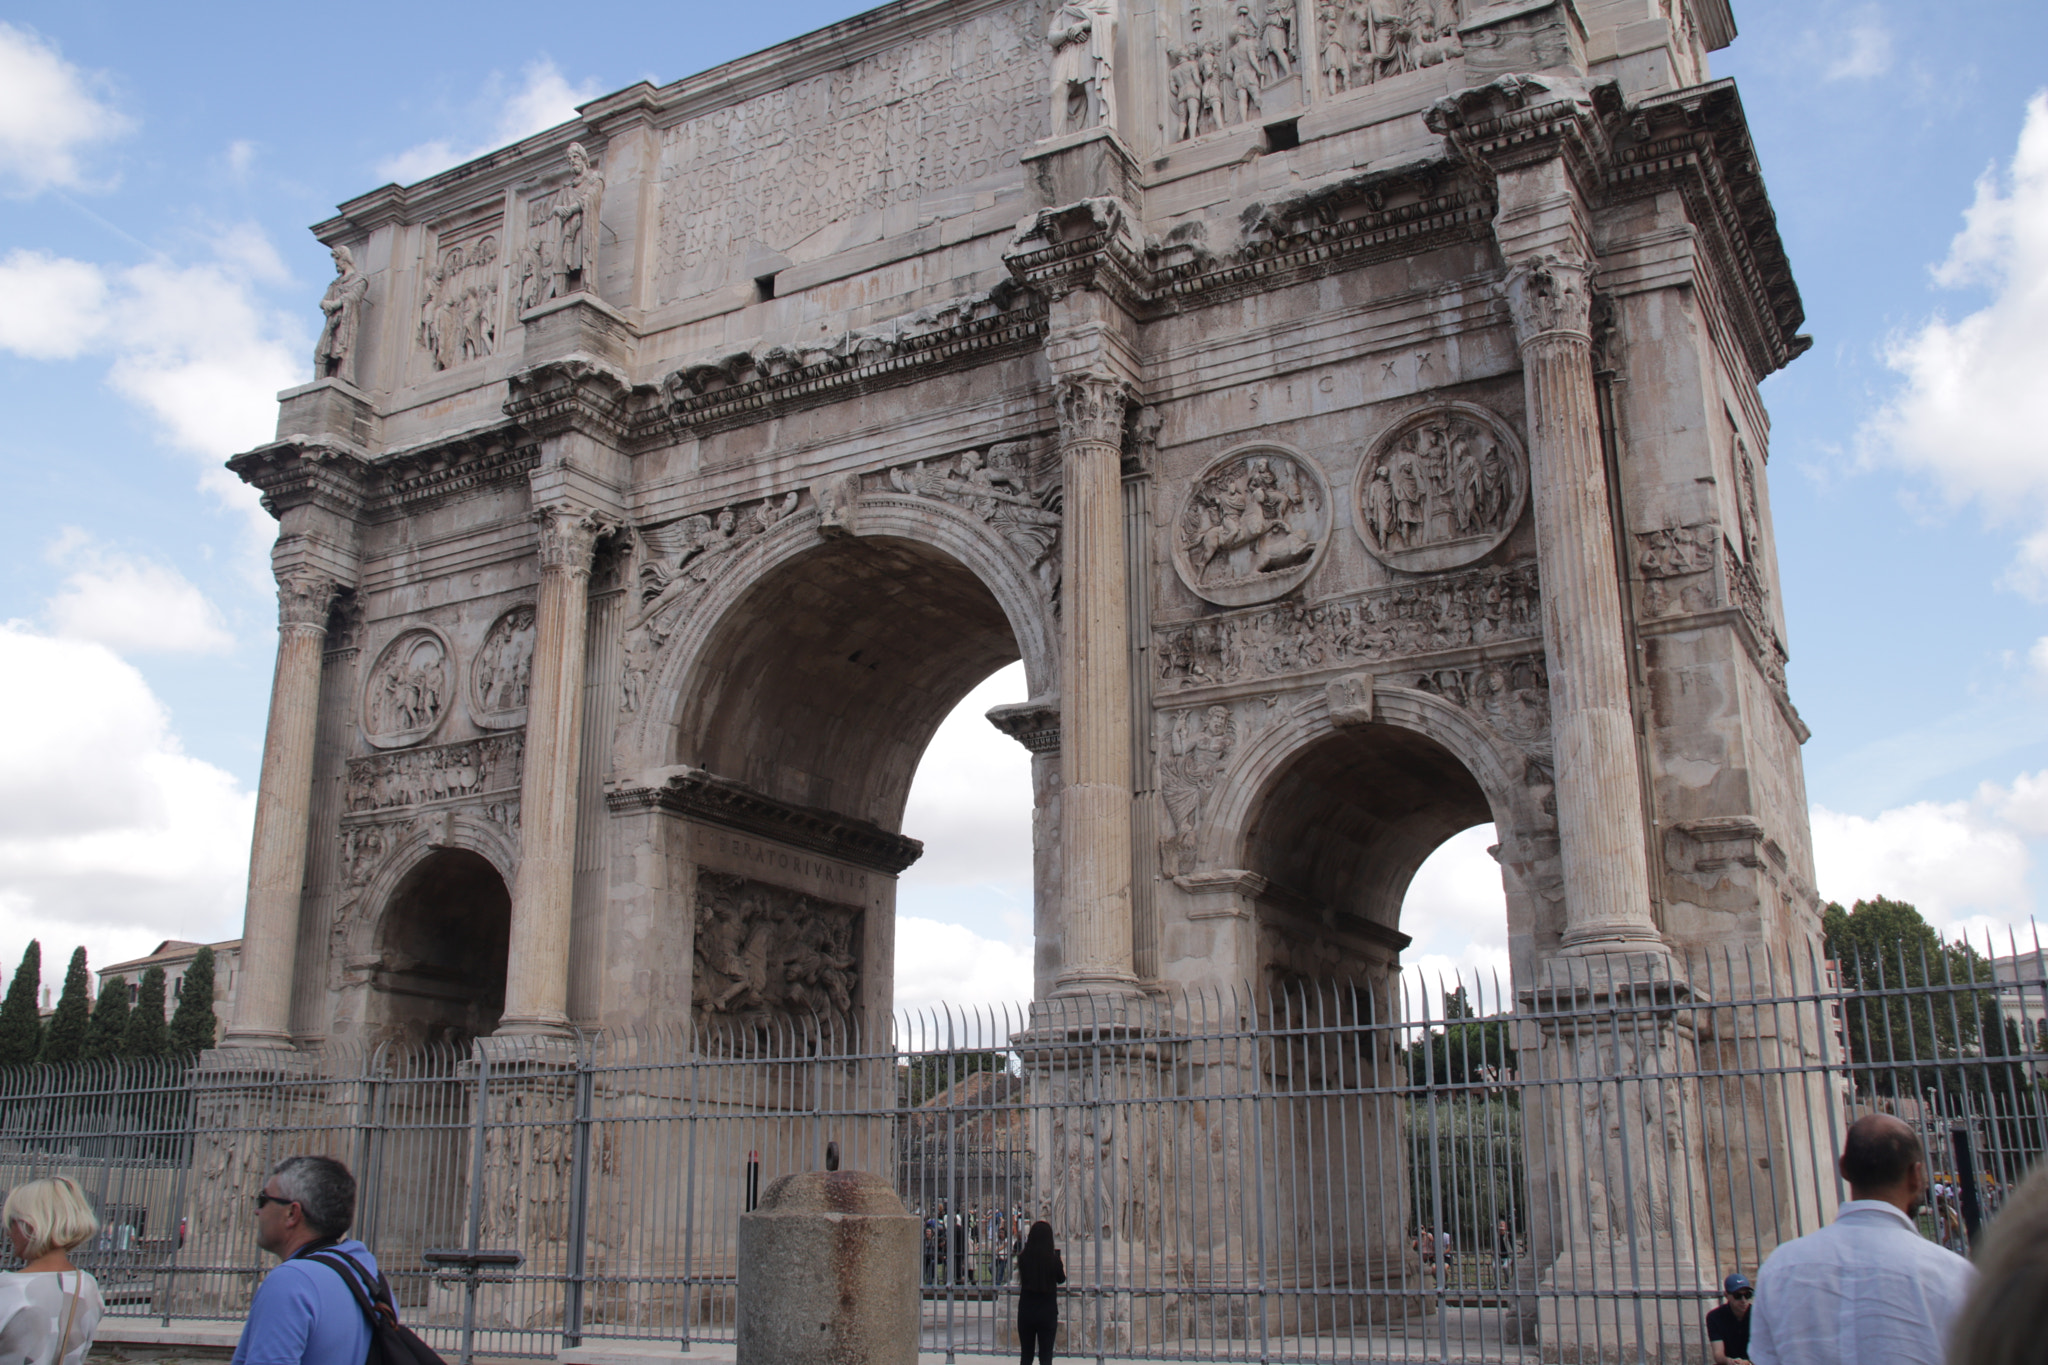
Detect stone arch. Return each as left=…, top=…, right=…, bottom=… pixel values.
left=623, top=498, right=1057, bottom=826
left=347, top=817, right=518, bottom=1048
left=1195, top=683, right=1556, bottom=985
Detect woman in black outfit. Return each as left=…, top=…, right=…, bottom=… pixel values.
left=1014, top=1220, right=1065, bottom=1365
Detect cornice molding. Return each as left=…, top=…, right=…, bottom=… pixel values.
left=504, top=359, right=634, bottom=444
left=227, top=442, right=373, bottom=521
left=607, top=768, right=925, bottom=876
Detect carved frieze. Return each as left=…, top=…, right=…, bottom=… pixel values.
left=361, top=628, right=452, bottom=749
left=344, top=732, right=524, bottom=813
left=1413, top=655, right=1550, bottom=748
left=1354, top=403, right=1526, bottom=573
left=470, top=607, right=536, bottom=729
left=693, top=870, right=862, bottom=1030
left=1156, top=559, right=1540, bottom=692
left=417, top=227, right=500, bottom=371
left=1172, top=446, right=1330, bottom=607
left=1634, top=522, right=1718, bottom=619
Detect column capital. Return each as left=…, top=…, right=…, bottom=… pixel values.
left=275, top=571, right=342, bottom=633
left=534, top=503, right=618, bottom=576
left=1503, top=250, right=1595, bottom=349
left=1054, top=372, right=1134, bottom=449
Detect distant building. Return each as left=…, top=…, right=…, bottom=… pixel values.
left=97, top=940, right=242, bottom=1041
left=1990, top=948, right=2048, bottom=1074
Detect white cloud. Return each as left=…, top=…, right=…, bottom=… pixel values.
left=2032, top=636, right=2048, bottom=684
left=1399, top=825, right=1512, bottom=1002
left=892, top=916, right=1034, bottom=1025
left=225, top=139, right=256, bottom=178
left=376, top=59, right=601, bottom=185
left=0, top=22, right=132, bottom=196
left=1811, top=770, right=2048, bottom=943
left=1865, top=94, right=2048, bottom=595
left=0, top=249, right=109, bottom=359
left=0, top=623, right=253, bottom=995
left=42, top=530, right=234, bottom=655
left=0, top=232, right=302, bottom=553
left=1823, top=16, right=1895, bottom=82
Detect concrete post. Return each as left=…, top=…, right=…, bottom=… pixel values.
left=737, top=1170, right=919, bottom=1365
left=499, top=504, right=607, bottom=1034
left=223, top=571, right=340, bottom=1048
left=1053, top=372, right=1140, bottom=994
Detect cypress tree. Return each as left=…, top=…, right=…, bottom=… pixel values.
left=121, top=966, right=169, bottom=1059
left=168, top=947, right=218, bottom=1054
left=0, top=940, right=43, bottom=1069
left=40, top=947, right=92, bottom=1066
left=85, top=974, right=131, bottom=1062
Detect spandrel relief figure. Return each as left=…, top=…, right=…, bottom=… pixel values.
left=886, top=444, right=1063, bottom=592
left=1160, top=703, right=1237, bottom=872
left=1173, top=448, right=1329, bottom=607
left=314, top=245, right=368, bottom=383
left=1049, top=0, right=1117, bottom=135
left=1354, top=405, right=1526, bottom=573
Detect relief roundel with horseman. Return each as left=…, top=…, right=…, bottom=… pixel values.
left=1354, top=403, right=1527, bottom=573
left=1172, top=445, right=1331, bottom=607
left=362, top=627, right=451, bottom=749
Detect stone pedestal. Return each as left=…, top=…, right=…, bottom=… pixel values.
left=736, top=1170, right=918, bottom=1365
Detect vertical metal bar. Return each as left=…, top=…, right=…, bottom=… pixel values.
left=459, top=1049, right=491, bottom=1365
left=563, top=1053, right=595, bottom=1349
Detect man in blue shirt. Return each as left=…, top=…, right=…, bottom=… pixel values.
left=231, top=1156, right=382, bottom=1365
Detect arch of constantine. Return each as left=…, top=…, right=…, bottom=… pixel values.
left=210, top=0, right=1820, bottom=1350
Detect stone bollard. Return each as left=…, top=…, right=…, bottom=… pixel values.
left=736, top=1169, right=920, bottom=1365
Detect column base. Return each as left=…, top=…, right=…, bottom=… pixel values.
left=217, top=1030, right=298, bottom=1050
left=1559, top=921, right=1671, bottom=957
left=491, top=1014, right=576, bottom=1039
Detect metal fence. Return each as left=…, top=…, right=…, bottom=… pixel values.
left=3, top=935, right=2045, bottom=1364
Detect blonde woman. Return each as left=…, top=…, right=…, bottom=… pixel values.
left=0, top=1177, right=104, bottom=1365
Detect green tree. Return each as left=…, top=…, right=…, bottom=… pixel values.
left=120, top=967, right=169, bottom=1059
left=1823, top=897, right=1993, bottom=1096
left=0, top=940, right=44, bottom=1068
left=168, top=947, right=217, bottom=1053
left=84, top=974, right=130, bottom=1063
left=40, top=948, right=93, bottom=1066
left=1406, top=988, right=1517, bottom=1089
left=901, top=1049, right=1006, bottom=1106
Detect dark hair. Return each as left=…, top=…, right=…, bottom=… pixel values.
left=270, top=1155, right=356, bottom=1238
left=1017, top=1220, right=1061, bottom=1290
left=1839, top=1116, right=1923, bottom=1192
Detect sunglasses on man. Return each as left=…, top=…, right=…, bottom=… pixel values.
left=253, top=1193, right=298, bottom=1210
left=1730, top=1289, right=1754, bottom=1301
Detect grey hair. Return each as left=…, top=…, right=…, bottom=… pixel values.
left=269, top=1155, right=356, bottom=1238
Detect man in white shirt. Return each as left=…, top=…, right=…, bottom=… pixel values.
left=1749, top=1113, right=1976, bottom=1365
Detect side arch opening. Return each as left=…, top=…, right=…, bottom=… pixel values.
left=367, top=847, right=511, bottom=1050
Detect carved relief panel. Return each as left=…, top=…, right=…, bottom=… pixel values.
left=417, top=215, right=503, bottom=372
left=469, top=607, right=535, bottom=729
left=1312, top=0, right=1464, bottom=97
left=1413, top=654, right=1550, bottom=749
left=692, top=871, right=862, bottom=1031
left=1353, top=402, right=1526, bottom=573
left=1166, top=0, right=1302, bottom=143
left=362, top=628, right=452, bottom=749
left=1172, top=445, right=1330, bottom=607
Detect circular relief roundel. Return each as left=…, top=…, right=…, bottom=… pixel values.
left=469, top=606, right=536, bottom=730
left=1352, top=402, right=1528, bottom=573
left=361, top=627, right=452, bottom=749
left=1171, top=446, right=1332, bottom=607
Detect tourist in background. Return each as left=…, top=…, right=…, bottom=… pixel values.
left=1747, top=1114, right=1974, bottom=1365
left=1015, top=1220, right=1065, bottom=1365
left=232, top=1156, right=382, bottom=1365
left=0, top=1176, right=105, bottom=1365
left=1947, top=1156, right=2048, bottom=1364
left=1705, top=1272, right=1752, bottom=1365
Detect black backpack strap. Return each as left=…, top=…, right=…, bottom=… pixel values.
left=307, top=1251, right=396, bottom=1324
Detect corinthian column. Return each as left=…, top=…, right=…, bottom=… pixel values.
left=499, top=505, right=608, bottom=1034
left=224, top=571, right=340, bottom=1048
left=1053, top=373, right=1140, bottom=995
left=1505, top=250, right=1663, bottom=955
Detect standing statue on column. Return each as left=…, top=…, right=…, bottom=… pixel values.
left=1048, top=0, right=1117, bottom=135
left=314, top=245, right=368, bottom=383
left=547, top=142, right=604, bottom=300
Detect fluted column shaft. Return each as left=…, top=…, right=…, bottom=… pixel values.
left=500, top=506, right=605, bottom=1033
left=1506, top=253, right=1663, bottom=954
left=1054, top=374, right=1140, bottom=993
left=225, top=572, right=339, bottom=1047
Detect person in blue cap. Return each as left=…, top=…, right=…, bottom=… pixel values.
left=1707, top=1272, right=1754, bottom=1365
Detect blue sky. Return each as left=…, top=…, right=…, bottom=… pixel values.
left=1, top=1, right=2044, bottom=1008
